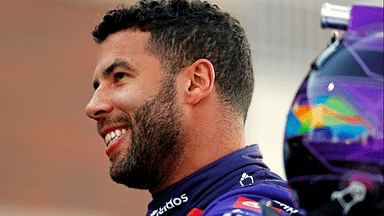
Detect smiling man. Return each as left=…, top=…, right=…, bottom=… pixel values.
left=85, top=1, right=298, bottom=216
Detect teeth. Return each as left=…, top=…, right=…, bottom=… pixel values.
left=115, top=129, right=121, bottom=137
left=104, top=134, right=111, bottom=144
left=104, top=128, right=127, bottom=146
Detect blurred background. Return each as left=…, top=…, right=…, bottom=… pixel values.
left=1, top=0, right=382, bottom=215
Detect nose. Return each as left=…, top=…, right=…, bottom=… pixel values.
left=85, top=87, right=113, bottom=120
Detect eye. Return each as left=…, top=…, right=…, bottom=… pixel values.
left=114, top=72, right=128, bottom=83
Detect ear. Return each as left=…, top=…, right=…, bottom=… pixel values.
left=185, top=59, right=215, bottom=105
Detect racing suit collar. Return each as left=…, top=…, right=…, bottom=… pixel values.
left=147, top=144, right=266, bottom=216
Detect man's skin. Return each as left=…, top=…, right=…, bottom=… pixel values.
left=85, top=29, right=246, bottom=194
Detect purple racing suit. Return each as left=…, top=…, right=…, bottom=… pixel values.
left=146, top=145, right=300, bottom=216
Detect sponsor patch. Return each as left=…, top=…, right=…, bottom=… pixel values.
left=233, top=196, right=284, bottom=214
left=273, top=200, right=299, bottom=215
left=187, top=208, right=203, bottom=216
left=233, top=196, right=262, bottom=212
left=223, top=209, right=257, bottom=216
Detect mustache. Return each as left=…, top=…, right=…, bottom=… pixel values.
left=97, top=113, right=133, bottom=135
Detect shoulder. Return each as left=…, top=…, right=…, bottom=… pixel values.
left=199, top=184, right=300, bottom=216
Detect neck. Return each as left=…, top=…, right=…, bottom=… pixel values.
left=149, top=103, right=246, bottom=194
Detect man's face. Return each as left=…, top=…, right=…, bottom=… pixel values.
left=85, top=30, right=185, bottom=190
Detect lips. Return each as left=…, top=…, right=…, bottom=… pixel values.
left=100, top=126, right=129, bottom=157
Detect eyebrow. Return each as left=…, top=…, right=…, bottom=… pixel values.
left=93, top=58, right=135, bottom=90
left=103, top=58, right=134, bottom=78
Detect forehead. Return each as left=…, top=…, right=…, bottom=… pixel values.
left=94, top=30, right=160, bottom=78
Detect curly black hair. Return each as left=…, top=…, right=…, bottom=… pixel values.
left=92, top=0, right=254, bottom=121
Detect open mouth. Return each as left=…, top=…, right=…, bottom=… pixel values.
left=104, top=128, right=127, bottom=147
left=100, top=126, right=130, bottom=157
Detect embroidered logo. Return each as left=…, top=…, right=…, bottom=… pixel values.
left=150, top=194, right=188, bottom=216
left=240, top=173, right=254, bottom=187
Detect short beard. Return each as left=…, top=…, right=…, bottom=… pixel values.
left=109, top=75, right=185, bottom=191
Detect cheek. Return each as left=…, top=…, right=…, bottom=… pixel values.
left=113, top=85, right=151, bottom=112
